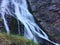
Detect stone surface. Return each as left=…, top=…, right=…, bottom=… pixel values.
left=28, top=0, right=60, bottom=44
left=0, top=0, right=60, bottom=44
left=0, top=16, right=4, bottom=32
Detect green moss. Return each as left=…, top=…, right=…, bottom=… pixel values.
left=0, top=32, right=38, bottom=45
left=0, top=18, right=2, bottom=22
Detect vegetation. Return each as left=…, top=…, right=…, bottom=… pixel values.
left=0, top=32, right=38, bottom=45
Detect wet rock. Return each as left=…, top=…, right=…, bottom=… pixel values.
left=28, top=0, right=60, bottom=44
left=58, top=11, right=60, bottom=14
left=0, top=16, right=4, bottom=32
left=5, top=15, right=24, bottom=35
left=48, top=5, right=56, bottom=11
left=0, top=0, right=60, bottom=44
left=51, top=0, right=60, bottom=4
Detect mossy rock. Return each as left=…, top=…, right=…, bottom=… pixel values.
left=0, top=33, right=38, bottom=45
left=0, top=18, right=2, bottom=22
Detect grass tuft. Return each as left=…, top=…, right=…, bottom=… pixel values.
left=0, top=32, right=38, bottom=45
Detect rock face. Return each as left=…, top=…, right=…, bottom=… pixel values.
left=0, top=16, right=4, bottom=32
left=28, top=0, right=60, bottom=44
left=0, top=15, right=24, bottom=35
left=0, top=0, right=60, bottom=44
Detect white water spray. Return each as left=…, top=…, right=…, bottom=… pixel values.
left=0, top=0, right=60, bottom=45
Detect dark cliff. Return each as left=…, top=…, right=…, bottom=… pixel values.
left=28, top=0, right=60, bottom=44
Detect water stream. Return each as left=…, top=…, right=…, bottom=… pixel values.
left=0, top=0, right=60, bottom=45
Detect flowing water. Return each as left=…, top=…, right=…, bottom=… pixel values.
left=0, top=0, right=60, bottom=45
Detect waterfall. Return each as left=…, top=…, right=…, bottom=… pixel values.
left=0, top=0, right=60, bottom=45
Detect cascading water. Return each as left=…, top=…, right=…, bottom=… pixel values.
left=0, top=0, right=60, bottom=45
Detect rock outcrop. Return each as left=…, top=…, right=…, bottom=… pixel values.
left=28, top=0, right=60, bottom=44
